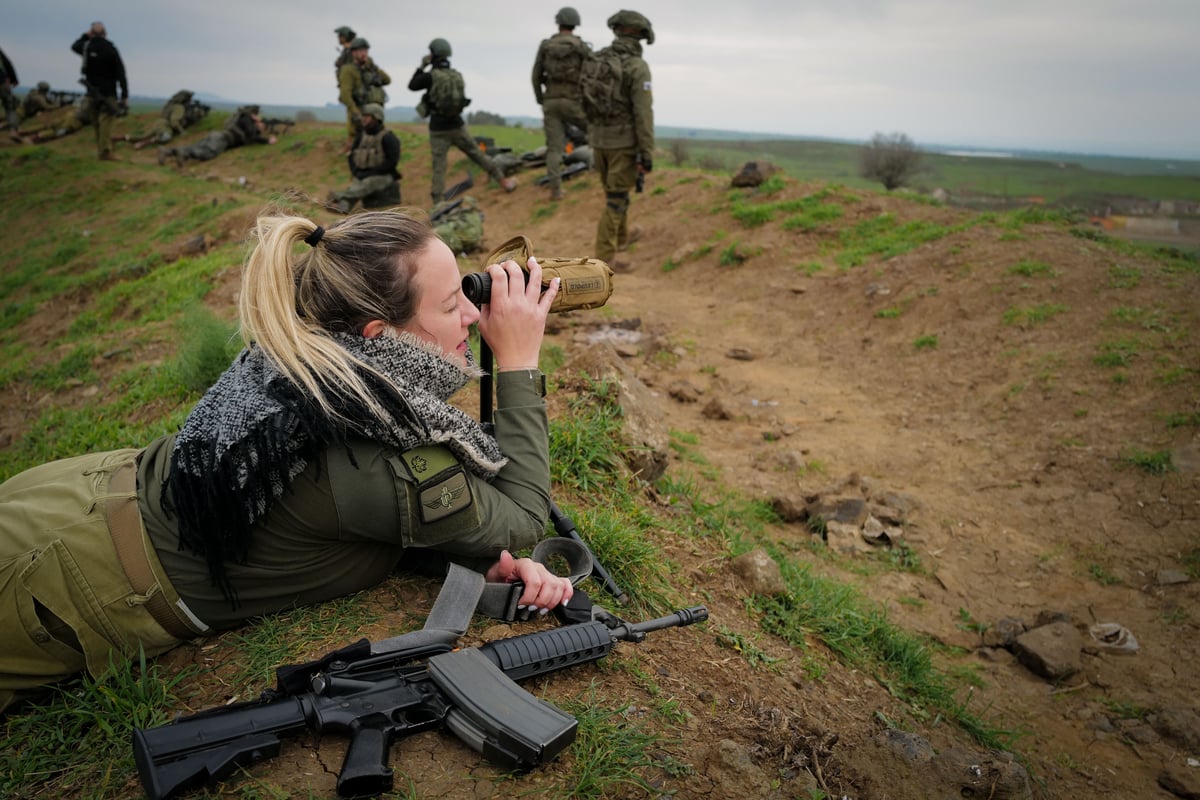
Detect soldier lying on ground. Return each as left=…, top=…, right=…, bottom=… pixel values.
left=158, top=104, right=275, bottom=167
left=129, top=90, right=208, bottom=150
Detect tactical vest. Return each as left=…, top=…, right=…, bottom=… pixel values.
left=540, top=34, right=587, bottom=101
left=354, top=62, right=388, bottom=105
left=351, top=128, right=388, bottom=172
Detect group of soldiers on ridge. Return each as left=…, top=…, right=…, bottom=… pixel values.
left=3, top=7, right=656, bottom=269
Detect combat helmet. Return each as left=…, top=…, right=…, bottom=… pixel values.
left=334, top=26, right=356, bottom=40
left=360, top=103, right=384, bottom=121
left=350, top=37, right=370, bottom=50
left=37, top=81, right=50, bottom=92
left=429, top=38, right=452, bottom=58
left=555, top=7, right=581, bottom=27
left=607, top=9, right=654, bottom=44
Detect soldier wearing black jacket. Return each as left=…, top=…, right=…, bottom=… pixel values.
left=1, top=47, right=20, bottom=136
left=71, top=21, right=128, bottom=161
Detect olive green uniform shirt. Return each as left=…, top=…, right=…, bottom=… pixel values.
left=587, top=36, right=654, bottom=157
left=138, top=370, right=550, bottom=629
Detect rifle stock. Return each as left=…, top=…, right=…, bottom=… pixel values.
left=134, top=607, right=707, bottom=799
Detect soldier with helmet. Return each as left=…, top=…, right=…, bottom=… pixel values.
left=532, top=7, right=592, bottom=201
left=334, top=25, right=356, bottom=79
left=408, top=37, right=517, bottom=204
left=16, top=81, right=59, bottom=125
left=130, top=90, right=202, bottom=150
left=325, top=102, right=401, bottom=214
left=338, top=37, right=390, bottom=154
left=584, top=10, right=654, bottom=271
left=157, top=104, right=276, bottom=167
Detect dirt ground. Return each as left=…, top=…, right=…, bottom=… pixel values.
left=4, top=117, right=1200, bottom=798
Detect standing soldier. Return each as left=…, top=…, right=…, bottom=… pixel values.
left=334, top=26, right=356, bottom=77
left=326, top=103, right=401, bottom=214
left=338, top=37, right=389, bottom=155
left=1, top=47, right=22, bottom=140
left=532, top=7, right=591, bottom=201
left=408, top=37, right=517, bottom=205
left=582, top=10, right=654, bottom=271
left=71, top=21, right=128, bottom=162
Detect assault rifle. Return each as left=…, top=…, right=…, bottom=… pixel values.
left=262, top=117, right=294, bottom=135
left=48, top=89, right=84, bottom=106
left=134, top=605, right=707, bottom=799
left=635, top=152, right=646, bottom=194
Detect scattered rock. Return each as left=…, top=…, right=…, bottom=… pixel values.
left=982, top=617, right=1027, bottom=649
left=1157, top=569, right=1191, bottom=586
left=1013, top=621, right=1083, bottom=680
left=667, top=380, right=702, bottom=403
left=874, top=729, right=934, bottom=764
left=929, top=748, right=1033, bottom=800
left=1086, top=622, right=1139, bottom=655
left=1148, top=708, right=1200, bottom=750
left=1159, top=766, right=1200, bottom=800
left=725, top=347, right=756, bottom=361
left=731, top=549, right=786, bottom=596
left=825, top=520, right=873, bottom=555
left=702, top=397, right=735, bottom=420
left=809, top=496, right=868, bottom=527
left=770, top=495, right=807, bottom=523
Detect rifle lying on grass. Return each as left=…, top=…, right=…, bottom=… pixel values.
left=134, top=605, right=707, bottom=799
left=48, top=89, right=84, bottom=106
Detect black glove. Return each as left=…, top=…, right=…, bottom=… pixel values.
left=638, top=154, right=653, bottom=174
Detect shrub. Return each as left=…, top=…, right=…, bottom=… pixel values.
left=860, top=131, right=922, bottom=191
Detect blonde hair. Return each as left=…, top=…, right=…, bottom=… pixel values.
left=238, top=209, right=436, bottom=420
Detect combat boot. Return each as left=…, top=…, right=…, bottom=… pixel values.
left=501, top=177, right=518, bottom=193
left=610, top=258, right=635, bottom=273
left=157, top=147, right=173, bottom=166
left=618, top=225, right=643, bottom=251
left=549, top=186, right=564, bottom=201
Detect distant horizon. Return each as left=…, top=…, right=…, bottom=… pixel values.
left=120, top=90, right=1194, bottom=165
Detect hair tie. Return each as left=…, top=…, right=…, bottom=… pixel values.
left=304, top=226, right=325, bottom=248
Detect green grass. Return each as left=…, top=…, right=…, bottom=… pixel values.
left=1119, top=448, right=1175, bottom=475
left=1001, top=303, right=1069, bottom=326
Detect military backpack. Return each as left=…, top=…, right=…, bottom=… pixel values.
left=431, top=196, right=484, bottom=255
left=540, top=35, right=586, bottom=88
left=579, top=46, right=625, bottom=124
left=425, top=67, right=469, bottom=117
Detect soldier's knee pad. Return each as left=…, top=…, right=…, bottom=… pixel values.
left=605, top=191, right=630, bottom=213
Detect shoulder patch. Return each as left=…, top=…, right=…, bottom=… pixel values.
left=419, top=470, right=472, bottom=523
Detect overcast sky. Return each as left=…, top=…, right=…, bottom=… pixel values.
left=5, top=0, right=1197, bottom=159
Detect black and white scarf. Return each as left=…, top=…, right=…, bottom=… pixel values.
left=166, top=331, right=505, bottom=602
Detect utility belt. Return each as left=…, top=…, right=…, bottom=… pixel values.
left=106, top=459, right=210, bottom=641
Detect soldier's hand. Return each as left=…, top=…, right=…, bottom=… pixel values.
left=421, top=54, right=432, bottom=67
left=639, top=155, right=653, bottom=174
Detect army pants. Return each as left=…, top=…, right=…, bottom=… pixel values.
left=541, top=98, right=586, bottom=192
left=80, top=94, right=119, bottom=159
left=178, top=131, right=235, bottom=162
left=333, top=175, right=401, bottom=209
left=429, top=126, right=505, bottom=204
left=0, top=449, right=203, bottom=713
left=593, top=147, right=639, bottom=262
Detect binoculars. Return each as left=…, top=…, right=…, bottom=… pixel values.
left=461, top=236, right=614, bottom=314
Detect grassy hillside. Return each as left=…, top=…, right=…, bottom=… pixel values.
left=3, top=108, right=1199, bottom=800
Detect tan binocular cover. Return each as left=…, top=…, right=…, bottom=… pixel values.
left=483, top=235, right=614, bottom=313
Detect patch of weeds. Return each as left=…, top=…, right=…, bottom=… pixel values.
left=913, top=334, right=938, bottom=350
left=730, top=202, right=775, bottom=227
left=875, top=307, right=902, bottom=319
left=998, top=231, right=1026, bottom=242
left=835, top=215, right=969, bottom=269
left=1093, top=338, right=1140, bottom=368
left=795, top=261, right=824, bottom=275
left=1008, top=260, right=1057, bottom=278
left=29, top=342, right=99, bottom=391
left=173, top=304, right=241, bottom=392
left=1107, top=306, right=1170, bottom=332
left=877, top=542, right=923, bottom=573
left=661, top=257, right=681, bottom=272
left=549, top=381, right=625, bottom=492
left=1108, top=264, right=1142, bottom=289
left=1102, top=699, right=1149, bottom=721
left=1164, top=411, right=1200, bottom=429
left=715, top=626, right=783, bottom=670
left=531, top=204, right=555, bottom=221
left=540, top=342, right=567, bottom=376
left=1087, top=563, right=1120, bottom=586
left=1008, top=383, right=1026, bottom=397
left=651, top=185, right=667, bottom=196
left=1184, top=546, right=1200, bottom=579
left=1118, top=448, right=1175, bottom=475
left=1158, top=366, right=1194, bottom=386
left=1001, top=304, right=1068, bottom=326
left=955, top=608, right=990, bottom=637
left=718, top=241, right=759, bottom=266
left=800, top=656, right=828, bottom=682
left=0, top=649, right=196, bottom=799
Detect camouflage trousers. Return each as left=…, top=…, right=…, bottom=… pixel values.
left=429, top=126, right=505, bottom=204
left=332, top=175, right=401, bottom=209
left=178, top=131, right=236, bottom=162
left=593, top=147, right=639, bottom=262
left=80, top=94, right=119, bottom=159
left=541, top=97, right=586, bottom=192
left=0, top=83, right=17, bottom=129
left=0, top=450, right=198, bottom=712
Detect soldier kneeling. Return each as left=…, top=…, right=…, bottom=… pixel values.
left=326, top=103, right=401, bottom=214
